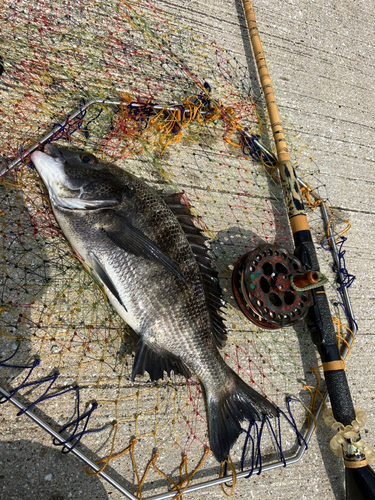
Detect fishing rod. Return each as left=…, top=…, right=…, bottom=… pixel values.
left=240, top=1, right=375, bottom=498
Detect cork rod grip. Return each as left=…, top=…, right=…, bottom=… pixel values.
left=242, top=0, right=307, bottom=221
left=242, top=0, right=288, bottom=162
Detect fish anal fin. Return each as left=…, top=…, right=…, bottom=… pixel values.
left=132, top=341, right=191, bottom=382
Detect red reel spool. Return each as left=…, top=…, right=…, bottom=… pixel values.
left=232, top=244, right=314, bottom=329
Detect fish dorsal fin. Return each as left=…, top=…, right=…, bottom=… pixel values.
left=163, top=193, right=227, bottom=348
left=132, top=340, right=191, bottom=381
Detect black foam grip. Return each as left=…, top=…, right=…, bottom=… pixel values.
left=319, top=342, right=343, bottom=363
left=325, top=370, right=356, bottom=426
left=311, top=288, right=338, bottom=346
left=293, top=229, right=356, bottom=426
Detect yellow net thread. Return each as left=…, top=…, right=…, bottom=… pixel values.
left=219, top=456, right=237, bottom=497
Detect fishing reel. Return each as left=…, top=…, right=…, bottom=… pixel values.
left=232, top=244, right=318, bottom=329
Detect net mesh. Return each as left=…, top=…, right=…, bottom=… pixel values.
left=0, top=0, right=353, bottom=497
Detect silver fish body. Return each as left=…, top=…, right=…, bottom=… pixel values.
left=31, top=144, right=278, bottom=461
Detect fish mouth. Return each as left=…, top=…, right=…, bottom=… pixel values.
left=43, top=143, right=65, bottom=162
left=30, top=145, right=67, bottom=204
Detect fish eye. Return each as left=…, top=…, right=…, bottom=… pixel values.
left=80, top=153, right=96, bottom=164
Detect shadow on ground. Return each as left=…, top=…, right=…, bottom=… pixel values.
left=0, top=439, right=109, bottom=500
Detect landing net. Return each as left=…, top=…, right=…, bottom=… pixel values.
left=0, top=1, right=355, bottom=497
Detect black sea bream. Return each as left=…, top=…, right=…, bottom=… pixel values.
left=31, top=144, right=278, bottom=462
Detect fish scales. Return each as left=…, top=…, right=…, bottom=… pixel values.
left=106, top=176, right=214, bottom=361
left=31, top=145, right=278, bottom=462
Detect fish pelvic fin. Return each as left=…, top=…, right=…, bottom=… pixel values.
left=132, top=340, right=191, bottom=382
left=207, top=370, right=278, bottom=463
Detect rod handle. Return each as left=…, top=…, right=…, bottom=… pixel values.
left=278, top=161, right=308, bottom=221
left=324, top=369, right=356, bottom=426
left=310, top=287, right=355, bottom=425
left=294, top=234, right=356, bottom=425
left=346, top=464, right=375, bottom=500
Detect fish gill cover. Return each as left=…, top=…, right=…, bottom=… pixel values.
left=0, top=0, right=354, bottom=497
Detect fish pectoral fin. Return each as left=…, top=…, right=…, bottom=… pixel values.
left=103, top=220, right=187, bottom=286
left=132, top=341, right=191, bottom=382
left=90, top=252, right=127, bottom=311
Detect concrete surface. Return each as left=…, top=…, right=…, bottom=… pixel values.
left=1, top=0, right=375, bottom=499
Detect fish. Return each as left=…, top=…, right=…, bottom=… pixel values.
left=30, top=144, right=278, bottom=462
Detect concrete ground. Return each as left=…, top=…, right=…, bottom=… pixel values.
left=1, top=0, right=375, bottom=499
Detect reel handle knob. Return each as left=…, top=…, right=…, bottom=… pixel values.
left=293, top=271, right=319, bottom=289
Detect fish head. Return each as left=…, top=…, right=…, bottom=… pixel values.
left=31, top=145, right=121, bottom=210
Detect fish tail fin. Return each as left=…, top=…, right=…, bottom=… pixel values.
left=207, top=371, right=278, bottom=462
